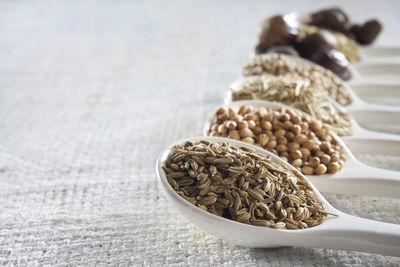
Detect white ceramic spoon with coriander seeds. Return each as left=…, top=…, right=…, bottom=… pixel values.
left=227, top=77, right=400, bottom=142
left=203, top=100, right=400, bottom=199
left=223, top=95, right=400, bottom=157
left=221, top=98, right=400, bottom=158
left=156, top=136, right=400, bottom=256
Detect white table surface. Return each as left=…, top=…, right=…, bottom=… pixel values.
left=1, top=0, right=400, bottom=265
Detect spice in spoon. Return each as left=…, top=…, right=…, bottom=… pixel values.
left=209, top=105, right=347, bottom=175
left=231, top=75, right=353, bottom=136
left=243, top=53, right=353, bottom=106
left=163, top=140, right=333, bottom=229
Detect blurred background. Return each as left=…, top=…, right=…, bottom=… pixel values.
left=0, top=0, right=399, bottom=265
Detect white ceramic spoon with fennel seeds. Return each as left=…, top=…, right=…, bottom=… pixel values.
left=227, top=77, right=400, bottom=142
left=203, top=100, right=400, bottom=199
left=156, top=136, right=400, bottom=256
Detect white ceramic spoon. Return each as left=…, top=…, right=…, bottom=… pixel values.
left=219, top=99, right=400, bottom=157
left=360, top=46, right=400, bottom=63
left=351, top=82, right=400, bottom=98
left=247, top=52, right=400, bottom=110
left=348, top=62, right=400, bottom=83
left=344, top=83, right=400, bottom=139
left=228, top=77, right=400, bottom=142
left=203, top=100, right=400, bottom=199
left=156, top=136, right=400, bottom=256
left=349, top=82, right=400, bottom=107
left=245, top=53, right=400, bottom=113
left=344, top=79, right=400, bottom=113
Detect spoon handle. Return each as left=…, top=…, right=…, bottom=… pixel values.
left=352, top=63, right=400, bottom=81
left=346, top=99, right=400, bottom=113
left=351, top=123, right=400, bottom=141
left=350, top=83, right=400, bottom=101
left=360, top=46, right=400, bottom=61
left=343, top=137, right=400, bottom=157
left=308, top=163, right=400, bottom=198
left=308, top=212, right=400, bottom=256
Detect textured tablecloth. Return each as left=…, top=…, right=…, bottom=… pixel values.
left=1, top=0, right=400, bottom=266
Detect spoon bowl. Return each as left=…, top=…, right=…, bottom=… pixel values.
left=227, top=76, right=400, bottom=141
left=203, top=100, right=400, bottom=199
left=156, top=136, right=400, bottom=256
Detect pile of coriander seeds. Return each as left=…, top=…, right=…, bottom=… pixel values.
left=208, top=105, right=346, bottom=175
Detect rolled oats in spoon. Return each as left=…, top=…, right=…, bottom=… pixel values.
left=243, top=53, right=353, bottom=106
left=243, top=53, right=400, bottom=113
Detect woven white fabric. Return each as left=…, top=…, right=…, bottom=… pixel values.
left=1, top=0, right=400, bottom=266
